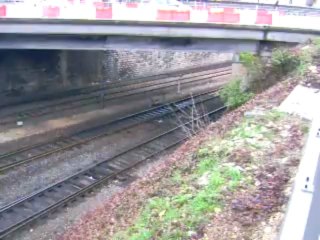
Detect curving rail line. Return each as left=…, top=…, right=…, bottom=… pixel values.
left=0, top=90, right=221, bottom=172
left=0, top=64, right=231, bottom=126
left=0, top=105, right=226, bottom=239
left=0, top=62, right=231, bottom=108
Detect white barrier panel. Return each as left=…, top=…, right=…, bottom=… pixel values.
left=273, top=13, right=320, bottom=30
left=112, top=3, right=157, bottom=21
left=190, top=9, right=209, bottom=23
left=2, top=2, right=320, bottom=32
left=239, top=9, right=257, bottom=25
left=60, top=4, right=96, bottom=19
left=273, top=13, right=296, bottom=28
left=6, top=4, right=42, bottom=18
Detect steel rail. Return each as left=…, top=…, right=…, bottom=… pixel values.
left=0, top=90, right=221, bottom=172
left=0, top=61, right=231, bottom=109
left=0, top=67, right=231, bottom=125
left=0, top=105, right=226, bottom=239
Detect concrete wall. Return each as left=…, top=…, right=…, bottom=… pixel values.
left=64, top=50, right=104, bottom=87
left=0, top=50, right=60, bottom=95
left=103, top=50, right=233, bottom=81
left=0, top=49, right=233, bottom=99
left=0, top=50, right=104, bottom=97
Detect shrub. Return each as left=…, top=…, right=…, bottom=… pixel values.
left=239, top=52, right=263, bottom=76
left=239, top=52, right=264, bottom=92
left=295, top=48, right=312, bottom=76
left=220, top=79, right=254, bottom=109
left=239, top=52, right=260, bottom=69
left=312, top=37, right=320, bottom=51
left=271, top=49, right=301, bottom=74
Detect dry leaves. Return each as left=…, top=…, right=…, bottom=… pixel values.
left=59, top=79, right=300, bottom=240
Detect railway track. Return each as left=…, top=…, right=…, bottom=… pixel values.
left=0, top=62, right=231, bottom=108
left=0, top=91, right=221, bottom=173
left=0, top=64, right=231, bottom=126
left=0, top=106, right=226, bottom=239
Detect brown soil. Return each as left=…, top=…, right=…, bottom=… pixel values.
left=58, top=79, right=302, bottom=240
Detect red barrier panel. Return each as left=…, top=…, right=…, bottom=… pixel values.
left=208, top=12, right=224, bottom=22
left=172, top=10, right=190, bottom=21
left=0, top=5, right=6, bottom=17
left=94, top=2, right=104, bottom=7
left=256, top=9, right=272, bottom=24
left=157, top=10, right=190, bottom=21
left=157, top=10, right=173, bottom=21
left=208, top=8, right=240, bottom=23
left=96, top=7, right=112, bottom=19
left=224, top=8, right=234, bottom=14
left=43, top=6, right=60, bottom=18
left=224, top=13, right=240, bottom=23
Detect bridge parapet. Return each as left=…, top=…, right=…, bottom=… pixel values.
left=0, top=1, right=320, bottom=31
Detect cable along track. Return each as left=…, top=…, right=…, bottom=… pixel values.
left=0, top=62, right=231, bottom=109
left=0, top=65, right=231, bottom=126
left=0, top=91, right=221, bottom=172
left=0, top=106, right=226, bottom=239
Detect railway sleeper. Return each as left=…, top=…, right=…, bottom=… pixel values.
left=87, top=172, right=105, bottom=180
left=106, top=161, right=126, bottom=171
left=14, top=206, right=35, bottom=218
left=68, top=179, right=88, bottom=190
left=89, top=166, right=113, bottom=177
left=0, top=157, right=16, bottom=166
left=126, top=150, right=149, bottom=159
left=42, top=190, right=68, bottom=203
left=113, top=155, right=136, bottom=166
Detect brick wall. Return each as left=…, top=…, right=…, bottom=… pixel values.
left=0, top=49, right=233, bottom=98
left=103, top=50, right=233, bottom=81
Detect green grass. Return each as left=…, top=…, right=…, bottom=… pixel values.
left=266, top=110, right=286, bottom=121
left=228, top=118, right=275, bottom=145
left=300, top=121, right=310, bottom=134
left=312, top=37, right=320, bottom=51
left=112, top=110, right=291, bottom=240
left=171, top=170, right=182, bottom=184
left=113, top=146, right=243, bottom=240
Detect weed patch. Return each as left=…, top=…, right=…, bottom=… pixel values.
left=239, top=52, right=260, bottom=69
left=111, top=108, right=304, bottom=240
left=220, top=79, right=254, bottom=109
left=312, top=37, right=320, bottom=52
left=265, top=109, right=286, bottom=121
left=300, top=121, right=310, bottom=134
left=113, top=144, right=243, bottom=240
left=271, top=49, right=301, bottom=75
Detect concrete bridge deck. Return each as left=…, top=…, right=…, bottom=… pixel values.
left=0, top=1, right=320, bottom=50
left=0, top=19, right=318, bottom=51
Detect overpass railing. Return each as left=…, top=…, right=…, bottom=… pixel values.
left=0, top=0, right=320, bottom=31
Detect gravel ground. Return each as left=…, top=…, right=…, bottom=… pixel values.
left=8, top=155, right=171, bottom=240
left=0, top=117, right=176, bottom=207
left=57, top=79, right=300, bottom=240
left=0, top=96, right=154, bottom=146
left=0, top=78, right=222, bottom=145
left=0, top=92, right=219, bottom=240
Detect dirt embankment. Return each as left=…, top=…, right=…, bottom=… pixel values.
left=58, top=75, right=307, bottom=240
